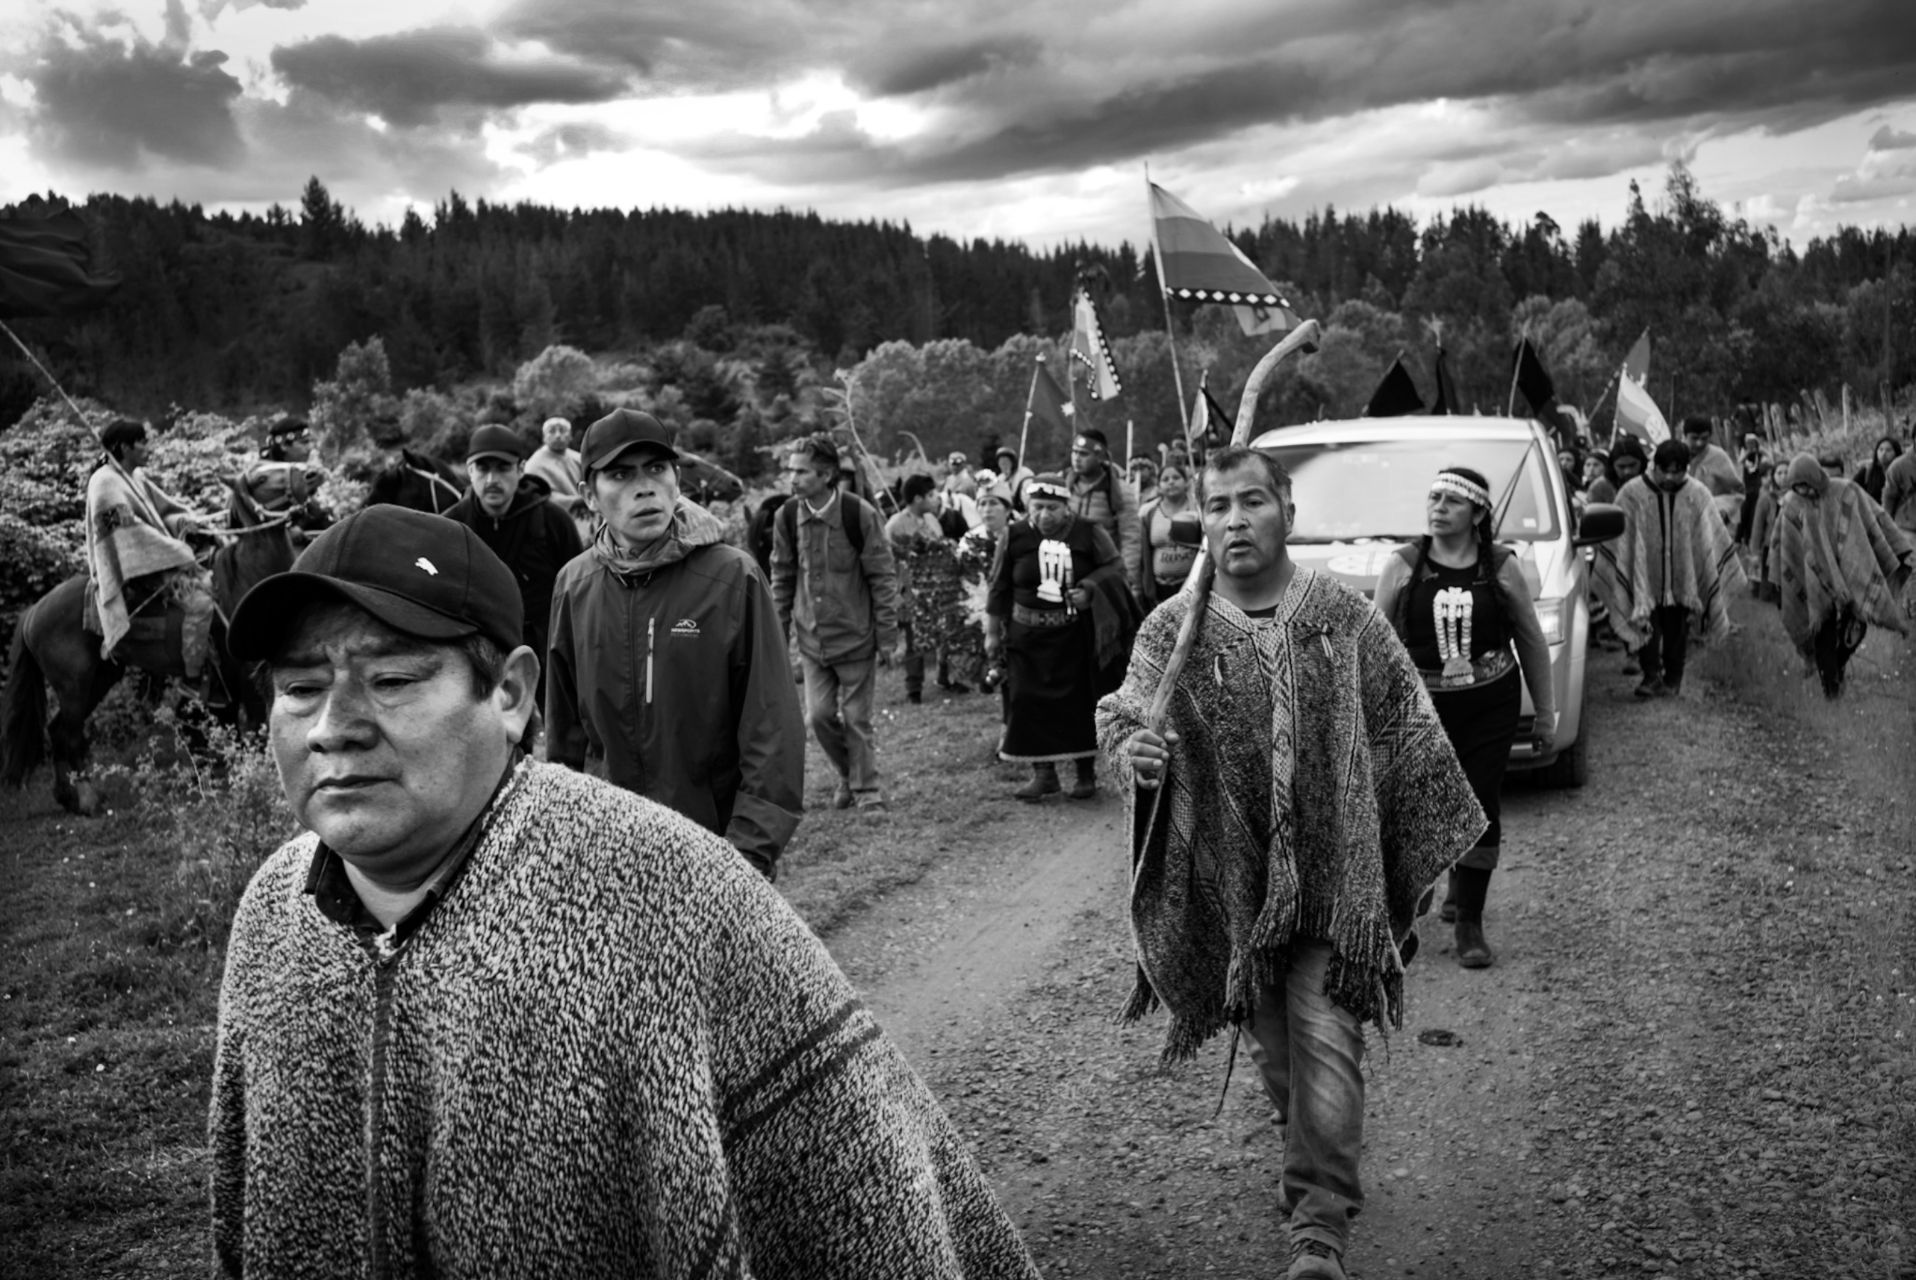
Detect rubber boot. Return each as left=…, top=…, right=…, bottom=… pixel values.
left=1068, top=757, right=1098, bottom=800
left=1014, top=763, right=1060, bottom=802
left=1438, top=868, right=1459, bottom=923
left=1452, top=865, right=1495, bottom=969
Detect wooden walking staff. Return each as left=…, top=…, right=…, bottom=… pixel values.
left=1140, top=318, right=1322, bottom=738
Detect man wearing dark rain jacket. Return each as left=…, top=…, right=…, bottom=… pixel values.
left=546, top=409, right=804, bottom=878
left=445, top=423, right=583, bottom=704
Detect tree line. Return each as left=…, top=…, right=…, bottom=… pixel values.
left=1, top=163, right=1911, bottom=466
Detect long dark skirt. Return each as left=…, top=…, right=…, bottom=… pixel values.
left=1430, top=667, right=1521, bottom=870
left=999, top=617, right=1099, bottom=764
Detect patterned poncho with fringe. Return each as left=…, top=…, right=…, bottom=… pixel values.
left=1774, top=459, right=1914, bottom=655
left=1095, top=570, right=1485, bottom=1060
left=1592, top=474, right=1746, bottom=650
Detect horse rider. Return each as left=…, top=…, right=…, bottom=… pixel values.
left=83, top=418, right=217, bottom=681
left=240, top=417, right=331, bottom=538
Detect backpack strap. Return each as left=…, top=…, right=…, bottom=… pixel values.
left=781, top=492, right=867, bottom=557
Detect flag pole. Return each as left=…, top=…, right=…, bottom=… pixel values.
left=1506, top=338, right=1524, bottom=417
left=1017, top=357, right=1041, bottom=475
left=1146, top=167, right=1191, bottom=435
left=0, top=316, right=101, bottom=448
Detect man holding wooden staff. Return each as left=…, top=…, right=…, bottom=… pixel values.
left=1098, top=445, right=1483, bottom=1280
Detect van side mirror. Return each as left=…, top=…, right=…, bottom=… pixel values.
left=1574, top=502, right=1624, bottom=547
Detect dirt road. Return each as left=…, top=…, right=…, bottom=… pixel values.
left=812, top=622, right=1915, bottom=1279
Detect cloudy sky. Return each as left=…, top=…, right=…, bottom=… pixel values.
left=2, top=0, right=1913, bottom=252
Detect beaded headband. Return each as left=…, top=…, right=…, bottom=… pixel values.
left=1429, top=473, right=1491, bottom=509
left=1025, top=476, right=1070, bottom=502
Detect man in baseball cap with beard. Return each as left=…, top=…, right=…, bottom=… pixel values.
left=209, top=503, right=1040, bottom=1278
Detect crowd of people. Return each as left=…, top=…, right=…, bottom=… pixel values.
left=64, top=398, right=1914, bottom=1280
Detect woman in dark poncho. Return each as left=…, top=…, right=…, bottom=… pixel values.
left=984, top=474, right=1136, bottom=801
left=1372, top=466, right=1556, bottom=969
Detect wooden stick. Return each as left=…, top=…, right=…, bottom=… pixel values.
left=1143, top=319, right=1321, bottom=733
left=0, top=316, right=101, bottom=449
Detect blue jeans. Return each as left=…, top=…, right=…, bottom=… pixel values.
left=801, top=655, right=880, bottom=796
left=1244, top=940, right=1365, bottom=1253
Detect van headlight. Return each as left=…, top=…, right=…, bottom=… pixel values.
left=1534, top=597, right=1565, bottom=645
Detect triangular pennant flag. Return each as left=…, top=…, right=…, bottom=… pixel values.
left=1615, top=369, right=1670, bottom=444
left=0, top=203, right=122, bottom=319
left=1511, top=336, right=1556, bottom=416
left=1198, top=387, right=1234, bottom=449
left=1026, top=359, right=1076, bottom=441
left=1431, top=344, right=1458, bottom=416
left=1364, top=357, right=1426, bottom=418
left=1149, top=183, right=1291, bottom=309
left=1068, top=288, right=1123, bottom=400
left=1622, top=328, right=1651, bottom=385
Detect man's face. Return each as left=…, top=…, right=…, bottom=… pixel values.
left=268, top=603, right=522, bottom=880
left=1201, top=463, right=1293, bottom=580
left=275, top=430, right=312, bottom=463
left=1069, top=438, right=1104, bottom=479
left=786, top=452, right=832, bottom=500
left=121, top=437, right=150, bottom=469
left=543, top=422, right=572, bottom=452
left=909, top=490, right=933, bottom=516
left=1685, top=432, right=1710, bottom=459
left=467, top=457, right=522, bottom=518
left=1028, top=495, right=1070, bottom=538
left=590, top=448, right=680, bottom=548
left=1614, top=455, right=1645, bottom=483
left=1653, top=462, right=1689, bottom=491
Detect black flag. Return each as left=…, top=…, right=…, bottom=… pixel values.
left=1431, top=345, right=1459, bottom=416
left=1511, top=337, right=1557, bottom=416
left=1363, top=357, right=1425, bottom=418
left=0, top=204, right=121, bottom=319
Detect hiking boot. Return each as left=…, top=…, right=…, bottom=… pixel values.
left=1014, top=764, right=1060, bottom=802
left=830, top=778, right=853, bottom=810
left=1067, top=759, right=1098, bottom=800
left=1633, top=677, right=1665, bottom=699
left=1659, top=677, right=1681, bottom=697
left=1287, top=1239, right=1347, bottom=1280
left=906, top=690, right=922, bottom=705
left=855, top=791, right=889, bottom=812
left=1454, top=917, right=1495, bottom=968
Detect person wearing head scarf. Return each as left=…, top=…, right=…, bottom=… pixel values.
left=1372, top=467, right=1556, bottom=969
left=1596, top=439, right=1746, bottom=698
left=1774, top=452, right=1914, bottom=698
left=1747, top=457, right=1793, bottom=605
left=957, top=479, right=1015, bottom=703
left=984, top=474, right=1140, bottom=800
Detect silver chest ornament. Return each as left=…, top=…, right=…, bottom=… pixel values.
left=1433, top=585, right=1475, bottom=682
left=1036, top=538, right=1075, bottom=613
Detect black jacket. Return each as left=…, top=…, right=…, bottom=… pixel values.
left=446, top=477, right=584, bottom=653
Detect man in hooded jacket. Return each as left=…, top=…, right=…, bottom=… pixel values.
left=446, top=424, right=583, bottom=704
left=546, top=410, right=804, bottom=878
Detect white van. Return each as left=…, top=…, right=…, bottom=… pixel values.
left=1248, top=416, right=1624, bottom=787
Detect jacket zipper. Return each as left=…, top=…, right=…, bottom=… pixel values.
left=645, top=616, right=655, bottom=705
left=365, top=940, right=400, bottom=1278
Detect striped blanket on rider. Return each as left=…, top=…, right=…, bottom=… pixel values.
left=83, top=459, right=203, bottom=662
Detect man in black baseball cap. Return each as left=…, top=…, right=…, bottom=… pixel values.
left=212, top=503, right=1039, bottom=1277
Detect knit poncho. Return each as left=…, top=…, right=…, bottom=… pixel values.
left=211, top=760, right=1040, bottom=1279
left=1775, top=457, right=1914, bottom=654
left=1594, top=475, right=1745, bottom=649
left=1095, top=571, right=1484, bottom=1059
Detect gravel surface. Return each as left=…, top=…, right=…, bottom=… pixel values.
left=810, top=622, right=1915, bottom=1279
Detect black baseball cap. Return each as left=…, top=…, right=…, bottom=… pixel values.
left=582, top=408, right=678, bottom=471
left=466, top=424, right=526, bottom=464
left=228, top=507, right=523, bottom=661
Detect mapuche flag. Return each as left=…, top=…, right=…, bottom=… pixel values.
left=1615, top=367, right=1670, bottom=444
left=0, top=204, right=122, bottom=319
left=1364, top=356, right=1426, bottom=418
left=1068, top=288, right=1123, bottom=400
left=1622, top=328, right=1651, bottom=385
left=1149, top=183, right=1296, bottom=335
left=1510, top=336, right=1557, bottom=416
left=1025, top=359, right=1076, bottom=441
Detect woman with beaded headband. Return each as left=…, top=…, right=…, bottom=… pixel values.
left=1371, top=466, right=1556, bottom=969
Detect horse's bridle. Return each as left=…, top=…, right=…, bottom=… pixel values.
left=408, top=464, right=462, bottom=514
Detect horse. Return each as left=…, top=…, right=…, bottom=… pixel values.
left=365, top=447, right=467, bottom=514
left=1, top=477, right=300, bottom=816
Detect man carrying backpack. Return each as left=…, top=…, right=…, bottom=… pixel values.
left=770, top=435, right=902, bottom=810
left=1068, top=428, right=1143, bottom=597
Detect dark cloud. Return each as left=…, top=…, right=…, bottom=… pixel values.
left=1868, top=124, right=1916, bottom=150
left=846, top=37, right=1042, bottom=98
left=494, top=0, right=826, bottom=90
left=270, top=28, right=632, bottom=127
left=22, top=13, right=245, bottom=169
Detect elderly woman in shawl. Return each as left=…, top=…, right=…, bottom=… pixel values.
left=1775, top=452, right=1915, bottom=698
left=985, top=473, right=1139, bottom=801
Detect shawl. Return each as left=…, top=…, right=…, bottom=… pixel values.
left=83, top=459, right=199, bottom=658
left=1095, top=571, right=1484, bottom=1059
left=1775, top=461, right=1914, bottom=654
left=1594, top=476, right=1745, bottom=649
left=211, top=761, right=1040, bottom=1279
left=589, top=495, right=725, bottom=576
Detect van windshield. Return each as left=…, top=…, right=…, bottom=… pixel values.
left=1260, top=436, right=1562, bottom=543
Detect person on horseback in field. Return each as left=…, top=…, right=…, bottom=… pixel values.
left=240, top=417, right=332, bottom=539
left=82, top=417, right=217, bottom=681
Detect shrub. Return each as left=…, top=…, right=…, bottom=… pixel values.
left=512, top=344, right=596, bottom=421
